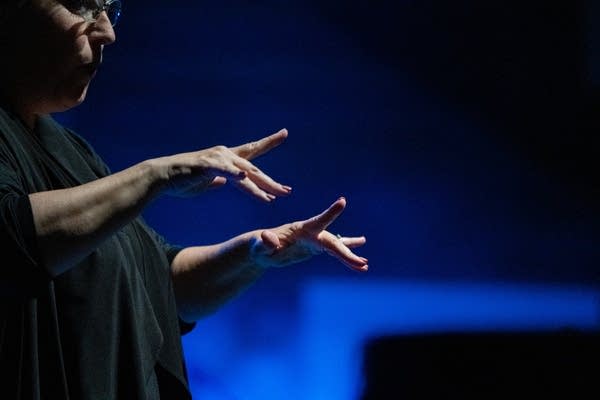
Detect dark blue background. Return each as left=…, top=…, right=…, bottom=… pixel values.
left=55, top=1, right=600, bottom=398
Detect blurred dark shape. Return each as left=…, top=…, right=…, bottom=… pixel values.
left=361, top=330, right=600, bottom=399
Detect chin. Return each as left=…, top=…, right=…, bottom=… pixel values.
left=55, top=83, right=90, bottom=112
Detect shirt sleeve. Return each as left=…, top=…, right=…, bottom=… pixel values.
left=137, top=218, right=197, bottom=335
left=0, top=162, right=51, bottom=298
left=159, top=238, right=197, bottom=335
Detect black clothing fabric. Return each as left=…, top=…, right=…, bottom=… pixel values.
left=0, top=107, right=194, bottom=399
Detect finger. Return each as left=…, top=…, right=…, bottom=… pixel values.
left=234, top=158, right=291, bottom=196
left=207, top=176, right=227, bottom=189
left=339, top=236, right=367, bottom=249
left=321, top=233, right=369, bottom=272
left=231, top=129, right=288, bottom=160
left=233, top=177, right=277, bottom=203
left=208, top=165, right=247, bottom=182
left=303, top=197, right=346, bottom=232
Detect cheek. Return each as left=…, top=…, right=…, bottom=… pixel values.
left=48, top=32, right=91, bottom=66
left=71, top=34, right=92, bottom=63
left=36, top=11, right=91, bottom=68
left=34, top=33, right=91, bottom=90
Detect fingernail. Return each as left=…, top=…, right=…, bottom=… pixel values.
left=282, top=185, right=292, bottom=192
left=266, top=194, right=276, bottom=201
left=338, top=196, right=346, bottom=201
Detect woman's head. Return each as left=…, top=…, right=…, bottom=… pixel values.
left=0, top=1, right=117, bottom=124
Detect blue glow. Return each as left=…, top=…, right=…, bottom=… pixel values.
left=182, top=279, right=600, bottom=399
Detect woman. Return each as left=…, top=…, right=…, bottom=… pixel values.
left=0, top=1, right=368, bottom=399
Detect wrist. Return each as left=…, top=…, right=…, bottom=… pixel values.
left=140, top=157, right=175, bottom=196
left=224, top=230, right=270, bottom=271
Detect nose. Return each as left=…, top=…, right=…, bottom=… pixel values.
left=89, top=11, right=116, bottom=46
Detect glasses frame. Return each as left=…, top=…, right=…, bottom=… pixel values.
left=75, top=0, right=122, bottom=27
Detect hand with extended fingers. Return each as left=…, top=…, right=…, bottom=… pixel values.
left=163, top=128, right=292, bottom=202
left=161, top=129, right=369, bottom=272
left=249, top=197, right=368, bottom=272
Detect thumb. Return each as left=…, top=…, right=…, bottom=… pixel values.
left=251, top=230, right=281, bottom=256
left=261, top=230, right=281, bottom=250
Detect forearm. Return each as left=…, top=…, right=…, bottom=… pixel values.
left=26, top=133, right=291, bottom=278
left=171, top=231, right=267, bottom=322
left=29, top=159, right=169, bottom=276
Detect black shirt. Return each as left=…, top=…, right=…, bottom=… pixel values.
left=0, top=107, right=194, bottom=399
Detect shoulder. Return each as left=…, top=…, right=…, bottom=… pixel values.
left=42, top=115, right=113, bottom=175
left=41, top=115, right=95, bottom=153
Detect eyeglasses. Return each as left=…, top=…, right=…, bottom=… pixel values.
left=66, top=0, right=123, bottom=27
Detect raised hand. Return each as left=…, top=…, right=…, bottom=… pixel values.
left=162, top=129, right=292, bottom=202
left=249, top=197, right=368, bottom=272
